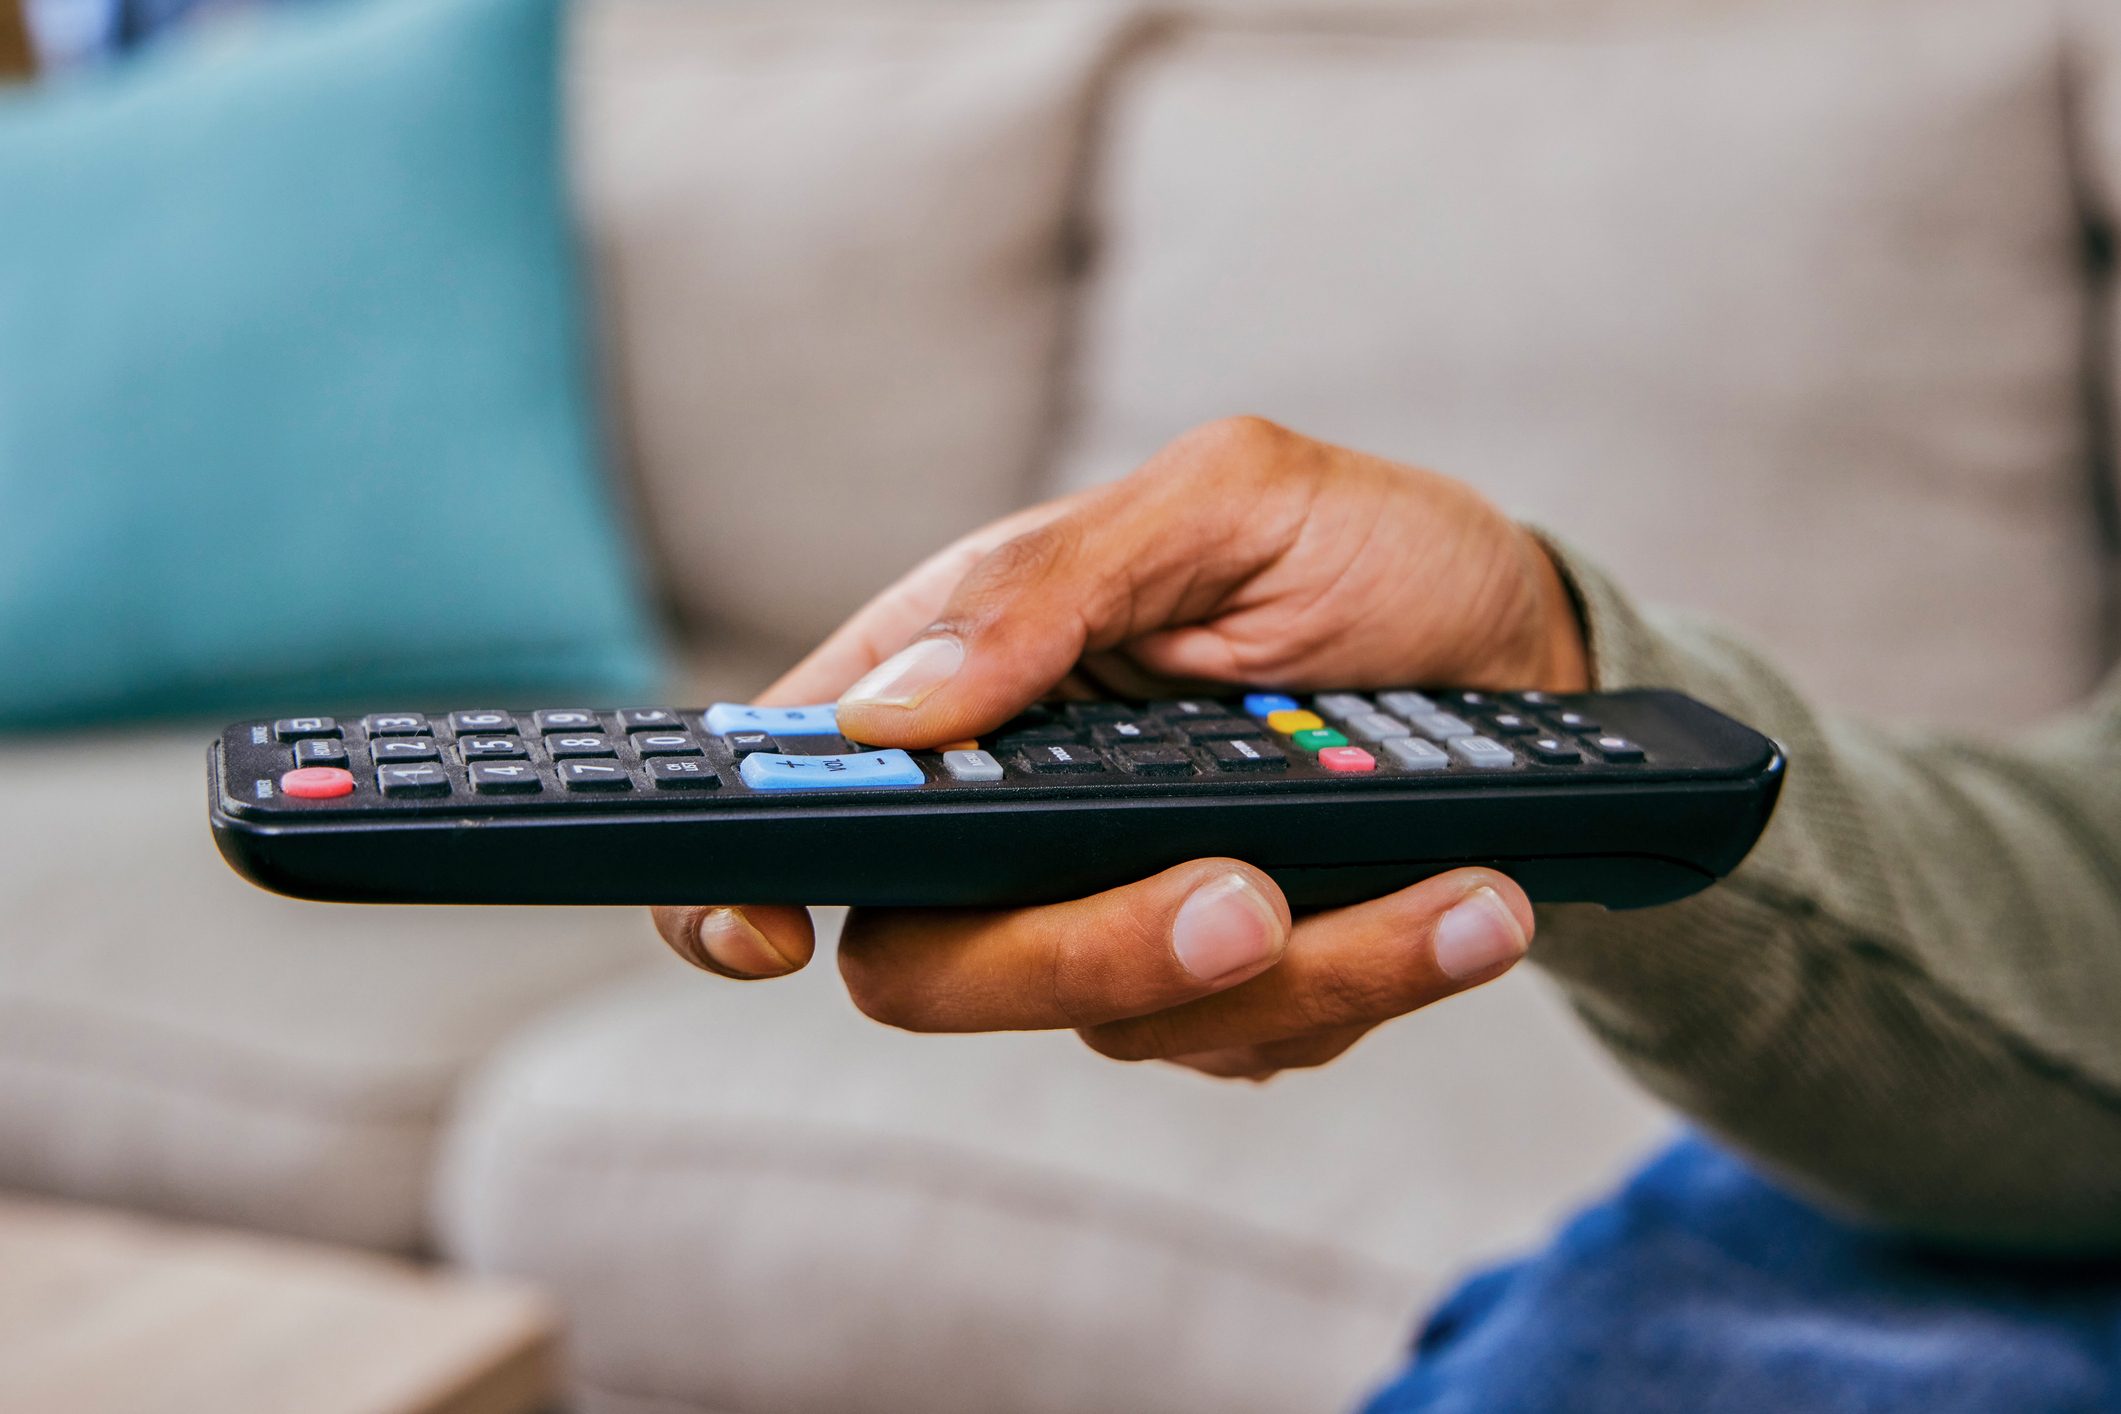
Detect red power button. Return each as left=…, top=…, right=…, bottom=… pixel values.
left=280, top=767, right=355, bottom=799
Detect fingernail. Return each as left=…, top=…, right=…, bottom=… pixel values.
left=1171, top=872, right=1285, bottom=982
left=840, top=636, right=964, bottom=711
left=695, top=909, right=795, bottom=978
left=1433, top=886, right=1528, bottom=981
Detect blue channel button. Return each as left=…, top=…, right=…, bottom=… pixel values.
left=739, top=749, right=926, bottom=791
left=1242, top=693, right=1301, bottom=718
left=704, top=703, right=840, bottom=736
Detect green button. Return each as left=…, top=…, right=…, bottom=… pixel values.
left=1291, top=728, right=1349, bottom=751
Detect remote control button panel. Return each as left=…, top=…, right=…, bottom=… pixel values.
left=215, top=689, right=1767, bottom=819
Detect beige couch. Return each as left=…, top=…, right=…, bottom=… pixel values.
left=5, top=0, right=2118, bottom=1409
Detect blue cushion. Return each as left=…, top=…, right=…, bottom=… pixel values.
left=0, top=0, right=663, bottom=730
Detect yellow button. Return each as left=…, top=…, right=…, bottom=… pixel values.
left=1266, top=709, right=1324, bottom=734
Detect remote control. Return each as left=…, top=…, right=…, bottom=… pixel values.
left=208, top=689, right=1782, bottom=909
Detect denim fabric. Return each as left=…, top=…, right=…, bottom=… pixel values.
left=1365, top=1137, right=2121, bottom=1414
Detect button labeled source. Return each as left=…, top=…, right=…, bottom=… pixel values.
left=704, top=703, right=839, bottom=737
left=280, top=766, right=354, bottom=799
left=739, top=750, right=925, bottom=791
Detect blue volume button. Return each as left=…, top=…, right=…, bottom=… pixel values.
left=739, top=750, right=926, bottom=791
left=704, top=703, right=840, bottom=736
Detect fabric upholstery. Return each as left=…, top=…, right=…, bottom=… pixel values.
left=0, top=732, right=662, bottom=1251
left=1054, top=0, right=2104, bottom=728
left=435, top=918, right=1665, bottom=1414
left=575, top=0, right=1134, bottom=650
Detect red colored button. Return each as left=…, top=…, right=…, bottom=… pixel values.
left=280, top=766, right=355, bottom=799
left=1317, top=746, right=1376, bottom=773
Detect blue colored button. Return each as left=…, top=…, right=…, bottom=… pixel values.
left=704, top=703, right=840, bottom=737
left=739, top=749, right=926, bottom=791
left=1242, top=693, right=1301, bottom=718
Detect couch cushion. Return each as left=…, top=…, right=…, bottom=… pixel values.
left=575, top=0, right=1134, bottom=651
left=435, top=916, right=1665, bottom=1414
left=1054, top=0, right=2101, bottom=728
left=0, top=731, right=667, bottom=1252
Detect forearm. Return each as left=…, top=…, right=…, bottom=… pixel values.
left=1531, top=537, right=2121, bottom=1253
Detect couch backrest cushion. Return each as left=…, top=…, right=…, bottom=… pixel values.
left=1054, top=0, right=2103, bottom=727
left=575, top=0, right=1132, bottom=651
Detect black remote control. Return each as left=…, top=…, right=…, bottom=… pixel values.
left=208, top=689, right=1782, bottom=909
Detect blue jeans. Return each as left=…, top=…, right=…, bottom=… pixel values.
left=1363, top=1138, right=2121, bottom=1414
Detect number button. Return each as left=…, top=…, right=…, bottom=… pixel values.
left=469, top=762, right=542, bottom=794
left=617, top=708, right=681, bottom=730
left=1590, top=735, right=1645, bottom=763
left=1090, top=719, right=1161, bottom=745
left=1487, top=713, right=1540, bottom=735
left=648, top=758, right=721, bottom=790
left=371, top=738, right=440, bottom=762
left=631, top=732, right=702, bottom=757
left=1527, top=736, right=1581, bottom=764
left=273, top=717, right=338, bottom=742
left=546, top=733, right=616, bottom=759
left=534, top=709, right=601, bottom=733
left=1551, top=711, right=1600, bottom=733
left=293, top=738, right=349, bottom=767
left=363, top=713, right=430, bottom=736
left=557, top=760, right=632, bottom=791
left=377, top=763, right=449, bottom=796
left=449, top=710, right=515, bottom=734
left=459, top=736, right=528, bottom=760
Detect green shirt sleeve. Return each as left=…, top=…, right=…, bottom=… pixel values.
left=1530, top=534, right=2121, bottom=1254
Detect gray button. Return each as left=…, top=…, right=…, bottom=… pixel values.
left=1411, top=712, right=1476, bottom=740
left=1448, top=735, right=1516, bottom=769
left=1346, top=711, right=1410, bottom=741
left=1384, top=737, right=1449, bottom=770
left=1379, top=691, right=1436, bottom=718
left=1312, top=693, right=1373, bottom=721
left=942, top=749, right=1004, bottom=783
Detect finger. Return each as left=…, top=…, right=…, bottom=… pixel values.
left=1078, top=870, right=1531, bottom=1062
left=1158, top=1024, right=1370, bottom=1082
left=758, top=497, right=1087, bottom=707
left=652, top=904, right=817, bottom=979
left=836, top=860, right=1291, bottom=1032
left=834, top=418, right=1311, bottom=747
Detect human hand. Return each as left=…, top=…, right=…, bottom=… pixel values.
left=651, top=417, right=1585, bottom=1078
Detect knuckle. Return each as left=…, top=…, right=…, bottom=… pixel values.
left=1047, top=906, right=1172, bottom=1028
left=1300, top=949, right=1405, bottom=1030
